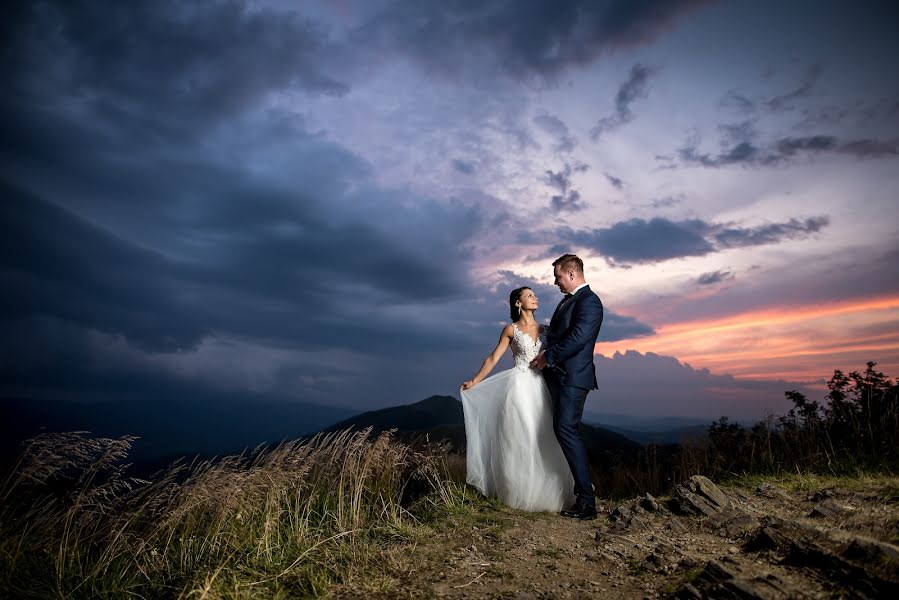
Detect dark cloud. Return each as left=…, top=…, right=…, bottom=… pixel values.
left=357, top=0, right=712, bottom=82
left=713, top=217, right=830, bottom=249
left=696, top=269, right=734, bottom=285
left=601, top=313, right=656, bottom=342
left=452, top=159, right=476, bottom=174
left=0, top=179, right=485, bottom=357
left=605, top=173, right=625, bottom=189
left=545, top=163, right=589, bottom=213
left=0, top=181, right=206, bottom=353
left=719, top=64, right=821, bottom=116
left=718, top=120, right=757, bottom=146
left=558, top=218, right=712, bottom=264
left=549, top=215, right=829, bottom=265
left=796, top=96, right=899, bottom=130
left=1, top=1, right=533, bottom=416
left=590, top=63, right=657, bottom=140
left=551, top=190, right=585, bottom=213
left=533, top=113, right=577, bottom=153
left=765, top=64, right=822, bottom=112
left=649, top=194, right=684, bottom=208
left=719, top=91, right=755, bottom=114
left=674, top=132, right=898, bottom=168
left=3, top=1, right=349, bottom=144
left=837, top=138, right=899, bottom=158
left=775, top=135, right=837, bottom=155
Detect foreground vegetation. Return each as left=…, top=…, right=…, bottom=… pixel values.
left=0, top=429, right=470, bottom=598
left=2, top=362, right=895, bottom=596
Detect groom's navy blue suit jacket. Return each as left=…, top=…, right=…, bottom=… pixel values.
left=544, top=285, right=603, bottom=390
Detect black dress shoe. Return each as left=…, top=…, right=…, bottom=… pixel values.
left=560, top=506, right=598, bottom=520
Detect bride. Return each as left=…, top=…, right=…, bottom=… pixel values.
left=460, top=287, right=575, bottom=511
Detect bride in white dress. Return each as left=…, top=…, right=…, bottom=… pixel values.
left=460, top=287, right=575, bottom=511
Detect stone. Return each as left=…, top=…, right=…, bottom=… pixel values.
left=674, top=475, right=733, bottom=516
left=843, top=535, right=899, bottom=563
left=675, top=583, right=703, bottom=599
left=610, top=505, right=632, bottom=521
left=756, top=483, right=792, bottom=500
left=747, top=526, right=790, bottom=551
left=709, top=508, right=761, bottom=538
left=747, top=515, right=825, bottom=552
left=808, top=498, right=846, bottom=518
left=640, top=493, right=661, bottom=512
left=656, top=542, right=678, bottom=556
left=675, top=559, right=803, bottom=599
left=808, top=489, right=835, bottom=502
left=667, top=519, right=688, bottom=533
left=841, top=535, right=899, bottom=587
left=753, top=517, right=899, bottom=598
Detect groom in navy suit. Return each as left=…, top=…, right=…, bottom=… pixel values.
left=531, top=253, right=603, bottom=520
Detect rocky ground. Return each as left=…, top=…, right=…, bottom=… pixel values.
left=335, top=474, right=899, bottom=599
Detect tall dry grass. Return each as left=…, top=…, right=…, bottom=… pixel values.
left=0, top=428, right=466, bottom=599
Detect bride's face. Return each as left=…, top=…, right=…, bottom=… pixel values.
left=518, top=289, right=538, bottom=312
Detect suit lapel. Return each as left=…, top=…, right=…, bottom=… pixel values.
left=550, top=286, right=590, bottom=328
left=550, top=295, right=569, bottom=327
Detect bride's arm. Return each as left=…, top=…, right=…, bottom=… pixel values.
left=462, top=325, right=514, bottom=390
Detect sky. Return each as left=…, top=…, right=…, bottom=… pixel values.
left=2, top=0, right=898, bottom=423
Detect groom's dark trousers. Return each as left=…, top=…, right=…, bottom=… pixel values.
left=543, top=285, right=603, bottom=511
left=544, top=374, right=594, bottom=509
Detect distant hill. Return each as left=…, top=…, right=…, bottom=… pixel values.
left=323, top=395, right=641, bottom=458
left=603, top=424, right=709, bottom=445
left=586, top=413, right=714, bottom=431
left=324, top=395, right=467, bottom=448
left=327, top=394, right=463, bottom=434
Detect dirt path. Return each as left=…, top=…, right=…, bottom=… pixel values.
left=336, top=476, right=899, bottom=599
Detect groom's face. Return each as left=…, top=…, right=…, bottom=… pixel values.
left=553, top=265, right=574, bottom=294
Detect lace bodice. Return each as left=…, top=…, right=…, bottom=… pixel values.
left=511, top=323, right=543, bottom=371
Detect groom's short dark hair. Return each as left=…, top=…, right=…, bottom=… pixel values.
left=553, top=253, right=583, bottom=274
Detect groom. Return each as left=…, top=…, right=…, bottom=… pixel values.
left=531, top=253, right=603, bottom=520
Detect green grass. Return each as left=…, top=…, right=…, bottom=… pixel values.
left=724, top=471, right=899, bottom=494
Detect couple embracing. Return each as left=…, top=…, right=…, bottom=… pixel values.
left=461, top=253, right=603, bottom=521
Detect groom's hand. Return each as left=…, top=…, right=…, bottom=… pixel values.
left=530, top=351, right=547, bottom=370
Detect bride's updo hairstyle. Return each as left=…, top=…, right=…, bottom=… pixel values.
left=508, top=287, right=530, bottom=322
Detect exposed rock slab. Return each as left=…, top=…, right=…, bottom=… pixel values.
left=673, top=559, right=807, bottom=599
left=748, top=515, right=899, bottom=599
left=709, top=507, right=760, bottom=538
left=674, top=475, right=733, bottom=516
left=808, top=497, right=846, bottom=518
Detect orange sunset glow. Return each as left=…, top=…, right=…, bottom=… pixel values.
left=597, top=295, right=899, bottom=384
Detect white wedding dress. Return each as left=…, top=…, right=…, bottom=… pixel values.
left=461, top=324, right=575, bottom=511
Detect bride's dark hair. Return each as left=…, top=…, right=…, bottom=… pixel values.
left=508, top=287, right=530, bottom=322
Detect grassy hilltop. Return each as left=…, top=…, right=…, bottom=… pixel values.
left=1, top=362, right=896, bottom=598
